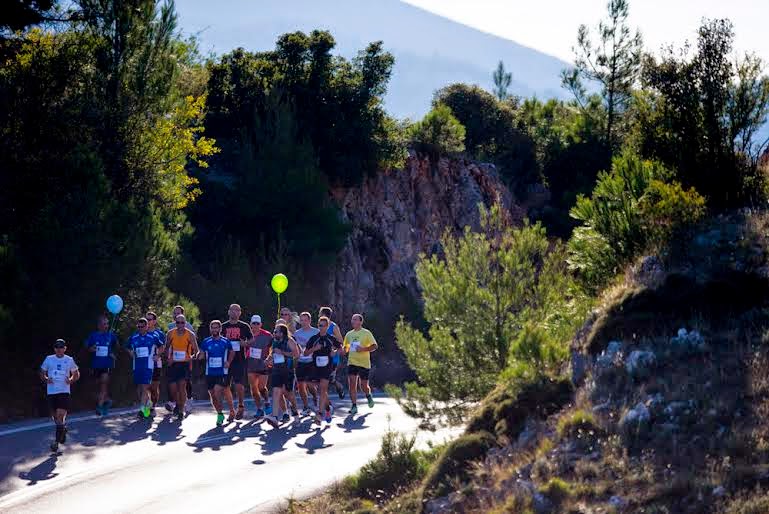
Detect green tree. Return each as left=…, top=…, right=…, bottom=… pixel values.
left=407, top=104, right=466, bottom=155
left=492, top=60, right=512, bottom=101
left=562, top=0, right=642, bottom=150
left=567, top=150, right=705, bottom=290
left=392, top=204, right=585, bottom=423
left=638, top=18, right=769, bottom=207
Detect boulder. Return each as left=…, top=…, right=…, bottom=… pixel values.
left=625, top=350, right=657, bottom=380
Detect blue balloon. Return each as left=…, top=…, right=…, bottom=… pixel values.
left=106, top=294, right=124, bottom=314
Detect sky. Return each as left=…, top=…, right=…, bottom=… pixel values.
left=402, top=0, right=769, bottom=63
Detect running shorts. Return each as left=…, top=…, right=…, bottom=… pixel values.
left=229, top=360, right=246, bottom=385
left=167, top=362, right=191, bottom=383
left=296, top=362, right=314, bottom=382
left=271, top=368, right=295, bottom=391
left=133, top=369, right=153, bottom=385
left=347, top=365, right=370, bottom=380
left=48, top=393, right=70, bottom=411
left=312, top=364, right=332, bottom=382
left=91, top=367, right=111, bottom=377
left=206, top=375, right=227, bottom=390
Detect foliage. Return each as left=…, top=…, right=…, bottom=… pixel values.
left=567, top=150, right=706, bottom=290
left=492, top=60, right=512, bottom=101
left=406, top=103, right=466, bottom=155
left=562, top=0, right=642, bottom=150
left=556, top=409, right=599, bottom=438
left=0, top=2, right=216, bottom=416
left=504, top=324, right=569, bottom=382
left=0, top=0, right=58, bottom=34
left=638, top=18, right=769, bottom=208
left=434, top=83, right=538, bottom=194
left=393, top=203, right=586, bottom=423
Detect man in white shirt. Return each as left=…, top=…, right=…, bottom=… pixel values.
left=40, top=339, right=80, bottom=452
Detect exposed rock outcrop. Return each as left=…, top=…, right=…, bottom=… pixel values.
left=328, top=150, right=521, bottom=323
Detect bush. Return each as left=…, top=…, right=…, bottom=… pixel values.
left=351, top=429, right=426, bottom=501
left=539, top=477, right=573, bottom=505
left=567, top=150, right=705, bottom=290
left=505, top=324, right=570, bottom=381
left=556, top=409, right=600, bottom=438
left=407, top=104, right=466, bottom=155
left=421, top=431, right=497, bottom=498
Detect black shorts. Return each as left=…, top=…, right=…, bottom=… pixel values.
left=152, top=365, right=162, bottom=382
left=48, top=393, right=70, bottom=411
left=271, top=368, right=295, bottom=391
left=348, top=365, right=370, bottom=380
left=312, top=365, right=332, bottom=383
left=91, top=367, right=111, bottom=377
left=168, top=362, right=191, bottom=383
left=229, top=359, right=246, bottom=385
left=206, top=375, right=227, bottom=390
left=296, top=362, right=314, bottom=382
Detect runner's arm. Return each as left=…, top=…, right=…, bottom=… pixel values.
left=39, top=366, right=51, bottom=384
left=67, top=367, right=80, bottom=384
left=288, top=340, right=301, bottom=359
left=332, top=325, right=343, bottom=344
left=190, top=333, right=199, bottom=358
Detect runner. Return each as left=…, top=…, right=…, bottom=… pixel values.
left=279, top=307, right=297, bottom=335
left=343, top=313, right=378, bottom=415
left=84, top=314, right=119, bottom=415
left=222, top=304, right=253, bottom=421
left=198, top=320, right=234, bottom=426
left=164, top=306, right=194, bottom=415
left=245, top=314, right=272, bottom=418
left=319, top=306, right=345, bottom=399
left=127, top=318, right=164, bottom=419
left=275, top=318, right=300, bottom=420
left=166, top=314, right=198, bottom=421
left=265, top=324, right=300, bottom=427
left=293, top=312, right=319, bottom=416
left=305, top=316, right=341, bottom=423
left=40, top=339, right=80, bottom=452
left=145, top=312, right=165, bottom=415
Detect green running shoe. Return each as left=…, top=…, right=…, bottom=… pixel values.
left=216, top=412, right=224, bottom=426
left=350, top=404, right=358, bottom=415
left=367, top=394, right=374, bottom=408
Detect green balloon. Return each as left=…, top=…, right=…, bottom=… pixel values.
left=271, top=273, right=288, bottom=294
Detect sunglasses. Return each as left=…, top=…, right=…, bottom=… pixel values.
left=176, top=321, right=185, bottom=325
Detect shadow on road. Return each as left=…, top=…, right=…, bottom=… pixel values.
left=294, top=426, right=333, bottom=454
left=187, top=420, right=263, bottom=452
left=17, top=455, right=59, bottom=486
left=258, top=418, right=318, bottom=455
left=336, top=413, right=371, bottom=433
left=151, top=416, right=184, bottom=446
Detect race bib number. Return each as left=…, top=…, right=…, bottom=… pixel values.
left=208, top=357, right=223, bottom=368
left=51, top=369, right=65, bottom=382
left=95, top=346, right=109, bottom=357
left=350, top=341, right=361, bottom=352
left=135, top=347, right=149, bottom=358
left=273, top=353, right=285, bottom=364
left=315, top=356, right=329, bottom=367
left=249, top=347, right=262, bottom=359
left=173, top=350, right=187, bottom=361
left=230, top=341, right=241, bottom=352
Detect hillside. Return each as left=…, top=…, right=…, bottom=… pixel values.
left=174, top=0, right=570, bottom=119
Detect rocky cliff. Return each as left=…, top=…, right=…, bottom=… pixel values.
left=328, top=150, right=521, bottom=328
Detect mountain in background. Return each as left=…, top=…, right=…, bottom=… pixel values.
left=175, top=0, right=571, bottom=119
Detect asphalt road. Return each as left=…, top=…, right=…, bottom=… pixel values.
left=0, top=395, right=457, bottom=514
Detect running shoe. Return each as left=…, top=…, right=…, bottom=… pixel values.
left=165, top=401, right=176, bottom=413
left=266, top=415, right=280, bottom=428
left=282, top=413, right=290, bottom=423
left=228, top=410, right=236, bottom=422
left=50, top=441, right=59, bottom=452
left=61, top=427, right=67, bottom=443
left=367, top=394, right=374, bottom=408
left=141, top=406, right=151, bottom=418
left=302, top=407, right=313, bottom=417
left=137, top=410, right=145, bottom=419
left=290, top=407, right=299, bottom=417
left=184, top=402, right=192, bottom=415
left=264, top=402, right=272, bottom=415
left=150, top=408, right=156, bottom=417
left=216, top=412, right=224, bottom=426
left=254, top=408, right=265, bottom=418
left=350, top=404, right=358, bottom=415
left=235, top=406, right=244, bottom=420
left=96, top=404, right=104, bottom=416
left=325, top=412, right=332, bottom=423
left=176, top=411, right=183, bottom=422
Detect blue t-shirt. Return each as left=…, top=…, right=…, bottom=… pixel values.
left=201, top=336, right=230, bottom=376
left=86, top=331, right=119, bottom=369
left=327, top=322, right=341, bottom=365
left=129, top=333, right=162, bottom=371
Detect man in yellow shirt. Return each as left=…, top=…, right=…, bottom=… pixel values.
left=343, top=313, right=378, bottom=415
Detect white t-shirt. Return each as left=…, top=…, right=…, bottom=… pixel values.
left=294, top=327, right=320, bottom=363
left=40, top=354, right=78, bottom=395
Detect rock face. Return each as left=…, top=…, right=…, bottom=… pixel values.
left=328, top=151, right=520, bottom=324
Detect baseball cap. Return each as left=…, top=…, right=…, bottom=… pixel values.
left=250, top=315, right=262, bottom=323
left=53, top=339, right=66, bottom=348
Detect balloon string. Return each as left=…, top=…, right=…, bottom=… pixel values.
left=277, top=293, right=281, bottom=320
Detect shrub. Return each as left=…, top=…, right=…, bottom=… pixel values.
left=539, top=478, right=574, bottom=504
left=421, top=431, right=497, bottom=498
left=557, top=409, right=600, bottom=438
left=407, top=103, right=466, bottom=155
left=567, top=150, right=706, bottom=291
left=351, top=429, right=423, bottom=500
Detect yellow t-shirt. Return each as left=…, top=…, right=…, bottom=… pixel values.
left=344, top=328, right=377, bottom=369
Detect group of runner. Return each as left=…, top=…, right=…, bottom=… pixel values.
left=39, top=304, right=378, bottom=452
